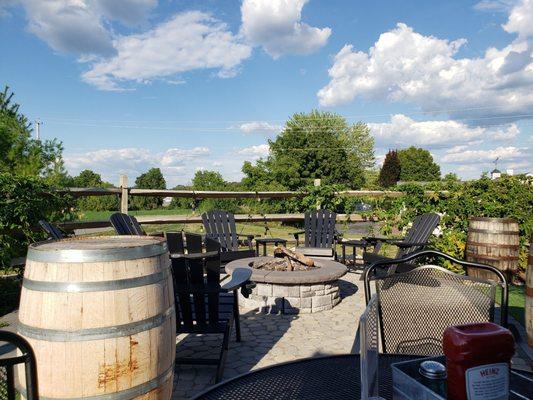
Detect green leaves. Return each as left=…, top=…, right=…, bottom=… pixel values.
left=0, top=173, right=73, bottom=271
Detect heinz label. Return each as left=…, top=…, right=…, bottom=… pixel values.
left=465, top=363, right=509, bottom=400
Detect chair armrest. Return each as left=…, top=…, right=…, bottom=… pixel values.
left=169, top=251, right=219, bottom=260
left=362, top=236, right=404, bottom=245
left=341, top=239, right=368, bottom=248
left=221, top=268, right=253, bottom=292
left=390, top=241, right=428, bottom=248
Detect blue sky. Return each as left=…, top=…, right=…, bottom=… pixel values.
left=1, top=0, right=532, bottom=186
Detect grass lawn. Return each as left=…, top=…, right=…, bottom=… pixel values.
left=76, top=208, right=191, bottom=221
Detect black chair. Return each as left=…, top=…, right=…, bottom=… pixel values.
left=0, top=330, right=38, bottom=400
left=172, top=233, right=253, bottom=383
left=293, top=209, right=339, bottom=259
left=345, top=212, right=440, bottom=274
left=38, top=220, right=66, bottom=240
left=109, top=212, right=146, bottom=235
left=201, top=211, right=256, bottom=264
left=363, top=249, right=508, bottom=356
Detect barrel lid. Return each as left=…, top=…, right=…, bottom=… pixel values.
left=27, top=236, right=168, bottom=263
left=469, top=217, right=518, bottom=223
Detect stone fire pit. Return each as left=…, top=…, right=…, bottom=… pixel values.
left=225, top=256, right=347, bottom=314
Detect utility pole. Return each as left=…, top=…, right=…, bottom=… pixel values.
left=35, top=119, right=42, bottom=140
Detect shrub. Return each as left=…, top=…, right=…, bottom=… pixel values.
left=0, top=173, right=72, bottom=272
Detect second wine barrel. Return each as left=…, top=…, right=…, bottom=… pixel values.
left=17, top=236, right=176, bottom=400
left=466, top=217, right=519, bottom=283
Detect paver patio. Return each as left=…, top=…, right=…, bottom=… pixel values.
left=172, top=269, right=366, bottom=399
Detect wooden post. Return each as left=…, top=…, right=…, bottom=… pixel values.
left=314, top=178, right=321, bottom=210
left=119, top=175, right=128, bottom=214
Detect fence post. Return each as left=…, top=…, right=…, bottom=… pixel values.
left=314, top=178, right=321, bottom=210
left=119, top=175, right=129, bottom=214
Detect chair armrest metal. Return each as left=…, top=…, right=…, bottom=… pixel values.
left=221, top=268, right=253, bottom=292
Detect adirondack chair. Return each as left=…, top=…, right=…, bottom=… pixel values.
left=171, top=233, right=252, bottom=382
left=362, top=212, right=440, bottom=275
left=39, top=220, right=66, bottom=240
left=201, top=211, right=256, bottom=264
left=109, top=212, right=146, bottom=235
left=293, top=209, right=339, bottom=259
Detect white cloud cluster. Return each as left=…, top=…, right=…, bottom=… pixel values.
left=240, top=0, right=331, bottom=58
left=64, top=144, right=274, bottom=185
left=237, top=144, right=270, bottom=159
left=13, top=0, right=328, bottom=90
left=441, top=146, right=530, bottom=164
left=235, top=121, right=282, bottom=134
left=369, top=115, right=521, bottom=148
left=318, top=3, right=533, bottom=120
left=82, top=11, right=252, bottom=90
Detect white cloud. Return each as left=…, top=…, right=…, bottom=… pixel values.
left=95, top=0, right=156, bottom=26
left=369, top=115, right=521, bottom=147
left=20, top=0, right=115, bottom=56
left=65, top=146, right=212, bottom=185
left=317, top=20, right=533, bottom=121
left=240, top=0, right=331, bottom=58
left=235, top=121, right=282, bottom=134
left=82, top=11, right=252, bottom=90
left=474, top=0, right=515, bottom=12
left=237, top=144, right=270, bottom=159
left=503, top=0, right=533, bottom=37
left=441, top=146, right=530, bottom=163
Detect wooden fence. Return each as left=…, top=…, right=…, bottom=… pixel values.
left=57, top=175, right=444, bottom=232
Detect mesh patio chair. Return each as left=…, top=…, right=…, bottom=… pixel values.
left=38, top=220, right=66, bottom=240
left=172, top=233, right=253, bottom=383
left=0, top=330, right=38, bottom=400
left=201, top=211, right=257, bottom=264
left=293, top=209, right=340, bottom=259
left=363, top=249, right=508, bottom=356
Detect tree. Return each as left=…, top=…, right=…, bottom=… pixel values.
left=242, top=111, right=375, bottom=191
left=191, top=170, right=239, bottom=212
left=72, top=169, right=119, bottom=211
left=0, top=86, right=66, bottom=184
left=397, top=146, right=441, bottom=181
left=131, top=168, right=166, bottom=209
left=378, top=150, right=401, bottom=187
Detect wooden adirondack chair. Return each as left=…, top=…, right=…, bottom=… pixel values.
left=171, top=233, right=252, bottom=382
left=201, top=211, right=256, bottom=264
left=362, top=212, right=441, bottom=274
left=293, top=209, right=339, bottom=259
left=39, top=220, right=66, bottom=240
left=109, top=212, right=146, bottom=235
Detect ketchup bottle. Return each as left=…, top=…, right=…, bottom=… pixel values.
left=443, top=322, right=514, bottom=400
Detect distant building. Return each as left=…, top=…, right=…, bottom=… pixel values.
left=491, top=169, right=501, bottom=180
left=506, top=169, right=514, bottom=176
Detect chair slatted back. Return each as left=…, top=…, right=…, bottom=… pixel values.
left=166, top=231, right=185, bottom=255
left=38, top=220, right=64, bottom=240
left=375, top=266, right=496, bottom=356
left=396, top=213, right=440, bottom=259
left=304, top=209, right=337, bottom=248
left=202, top=211, right=239, bottom=252
left=171, top=233, right=223, bottom=332
left=0, top=330, right=39, bottom=400
left=109, top=212, right=145, bottom=236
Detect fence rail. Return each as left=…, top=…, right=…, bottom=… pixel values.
left=59, top=213, right=377, bottom=232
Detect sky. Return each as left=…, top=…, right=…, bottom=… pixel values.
left=1, top=0, right=532, bottom=187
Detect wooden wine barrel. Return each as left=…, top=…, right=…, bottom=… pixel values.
left=466, top=217, right=519, bottom=283
left=526, top=239, right=533, bottom=347
left=17, top=236, right=176, bottom=400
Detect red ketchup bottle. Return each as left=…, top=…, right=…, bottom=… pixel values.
left=443, top=322, right=514, bottom=400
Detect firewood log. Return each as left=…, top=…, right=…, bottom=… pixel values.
left=273, top=247, right=314, bottom=267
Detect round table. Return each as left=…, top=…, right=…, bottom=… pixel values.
left=191, top=354, right=533, bottom=400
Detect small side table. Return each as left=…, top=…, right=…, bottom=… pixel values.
left=340, top=239, right=368, bottom=266
left=255, top=238, right=288, bottom=256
